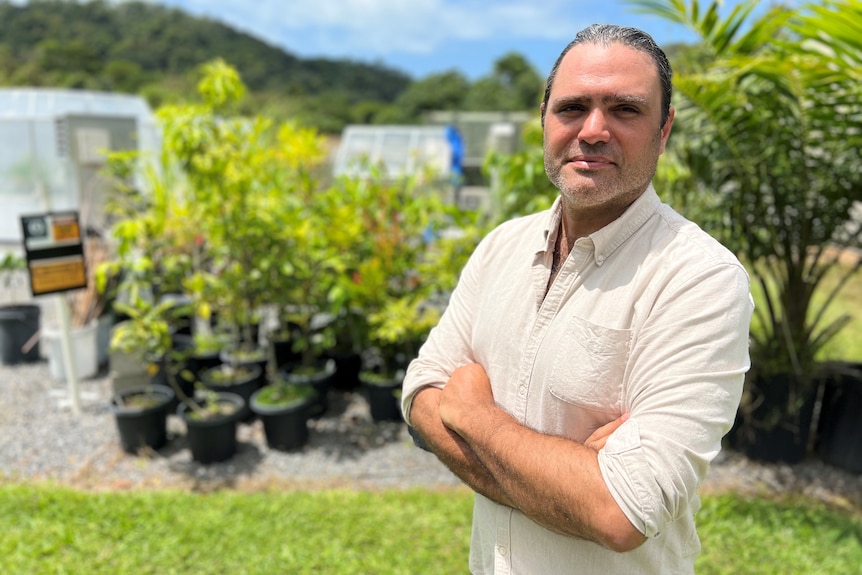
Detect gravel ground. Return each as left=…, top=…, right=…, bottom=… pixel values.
left=1, top=360, right=861, bottom=512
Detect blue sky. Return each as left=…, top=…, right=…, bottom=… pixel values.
left=145, top=0, right=708, bottom=79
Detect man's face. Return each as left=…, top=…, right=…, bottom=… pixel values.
left=542, top=42, right=674, bottom=215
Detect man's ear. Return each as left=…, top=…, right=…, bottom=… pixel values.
left=659, top=107, right=675, bottom=153
left=540, top=102, right=546, bottom=127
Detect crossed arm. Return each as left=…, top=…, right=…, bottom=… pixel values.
left=409, top=362, right=646, bottom=553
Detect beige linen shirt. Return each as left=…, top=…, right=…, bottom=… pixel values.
left=402, top=187, right=753, bottom=574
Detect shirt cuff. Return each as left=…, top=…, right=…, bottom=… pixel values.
left=597, top=418, right=662, bottom=538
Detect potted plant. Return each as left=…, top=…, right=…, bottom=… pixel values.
left=99, top=141, right=203, bottom=393
left=109, top=304, right=248, bottom=464
left=250, top=379, right=317, bottom=451
left=264, top=129, right=354, bottom=411
left=360, top=296, right=441, bottom=422
left=177, top=389, right=245, bottom=464
left=337, top=167, right=480, bottom=420
left=100, top=60, right=311, bottom=461
left=107, top=284, right=248, bottom=460
left=640, top=0, right=862, bottom=462
left=199, top=362, right=262, bottom=422
left=172, top=330, right=226, bottom=392
left=106, top=293, right=190, bottom=447
left=109, top=383, right=175, bottom=453
left=157, top=60, right=285, bottom=376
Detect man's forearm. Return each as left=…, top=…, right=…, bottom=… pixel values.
left=409, top=387, right=516, bottom=508
left=436, top=363, right=645, bottom=552
left=449, top=401, right=645, bottom=552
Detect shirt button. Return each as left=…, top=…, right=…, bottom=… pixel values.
left=518, top=385, right=527, bottom=396
left=498, top=545, right=508, bottom=557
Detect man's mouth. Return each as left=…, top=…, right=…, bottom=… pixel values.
left=569, top=156, right=614, bottom=170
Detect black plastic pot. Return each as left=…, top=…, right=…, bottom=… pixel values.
left=816, top=363, right=862, bottom=474
left=360, top=370, right=404, bottom=422
left=328, top=350, right=362, bottom=392
left=250, top=384, right=315, bottom=451
left=200, top=363, right=263, bottom=422
left=170, top=333, right=224, bottom=388
left=110, top=384, right=175, bottom=454
left=147, top=356, right=191, bottom=415
left=729, top=372, right=817, bottom=464
left=269, top=323, right=303, bottom=370
left=0, top=304, right=41, bottom=365
left=178, top=391, right=244, bottom=464
left=280, top=359, right=336, bottom=417
left=220, top=347, right=268, bottom=387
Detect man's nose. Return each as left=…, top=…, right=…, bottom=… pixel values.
left=579, top=109, right=610, bottom=145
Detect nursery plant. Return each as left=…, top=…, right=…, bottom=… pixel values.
left=102, top=59, right=340, bottom=368
left=250, top=379, right=317, bottom=450
left=264, top=125, right=356, bottom=370
left=339, top=166, right=475, bottom=378
left=155, top=60, right=283, bottom=356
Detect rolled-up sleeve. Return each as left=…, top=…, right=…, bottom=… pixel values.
left=598, top=262, right=753, bottom=537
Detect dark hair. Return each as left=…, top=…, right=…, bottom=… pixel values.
left=541, top=24, right=673, bottom=127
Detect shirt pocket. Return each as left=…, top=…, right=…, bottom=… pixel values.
left=547, top=316, right=631, bottom=411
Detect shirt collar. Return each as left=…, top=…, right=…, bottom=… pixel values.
left=538, top=186, right=662, bottom=266
left=539, top=196, right=564, bottom=254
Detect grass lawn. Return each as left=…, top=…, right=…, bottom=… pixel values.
left=695, top=494, right=862, bottom=575
left=1, top=482, right=860, bottom=574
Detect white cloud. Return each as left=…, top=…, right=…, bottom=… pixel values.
left=160, top=0, right=583, bottom=57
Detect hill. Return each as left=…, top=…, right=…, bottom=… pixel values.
left=0, top=0, right=411, bottom=108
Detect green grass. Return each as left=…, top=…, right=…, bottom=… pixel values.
left=695, top=494, right=862, bottom=575
left=1, top=482, right=860, bottom=574
left=0, top=483, right=474, bottom=574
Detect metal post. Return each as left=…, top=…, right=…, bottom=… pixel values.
left=55, top=295, right=81, bottom=415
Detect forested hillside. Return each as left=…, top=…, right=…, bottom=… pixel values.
left=0, top=0, right=415, bottom=129
left=0, top=0, right=545, bottom=132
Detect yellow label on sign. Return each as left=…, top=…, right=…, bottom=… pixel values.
left=52, top=219, right=81, bottom=242
left=29, top=257, right=87, bottom=295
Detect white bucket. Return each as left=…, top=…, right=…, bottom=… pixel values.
left=43, top=322, right=99, bottom=381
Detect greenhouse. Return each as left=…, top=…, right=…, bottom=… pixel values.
left=0, top=88, right=159, bottom=246
left=332, top=124, right=455, bottom=181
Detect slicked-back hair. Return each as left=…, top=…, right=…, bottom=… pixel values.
left=541, top=24, right=673, bottom=128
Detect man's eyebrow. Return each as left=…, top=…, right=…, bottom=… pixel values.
left=552, top=94, right=650, bottom=107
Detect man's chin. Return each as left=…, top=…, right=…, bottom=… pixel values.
left=560, top=173, right=605, bottom=194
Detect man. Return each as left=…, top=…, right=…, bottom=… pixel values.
left=401, top=24, right=753, bottom=574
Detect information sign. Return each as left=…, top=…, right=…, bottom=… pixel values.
left=20, top=212, right=87, bottom=296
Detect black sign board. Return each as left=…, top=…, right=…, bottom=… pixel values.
left=20, top=212, right=87, bottom=296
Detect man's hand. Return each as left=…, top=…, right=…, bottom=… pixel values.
left=433, top=364, right=643, bottom=550
left=439, top=363, right=630, bottom=452
left=438, top=363, right=495, bottom=437
left=409, top=383, right=516, bottom=507
left=584, top=413, right=630, bottom=452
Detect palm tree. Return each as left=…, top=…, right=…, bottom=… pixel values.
left=633, top=0, right=862, bottom=458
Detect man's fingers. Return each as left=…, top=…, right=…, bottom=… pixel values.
left=584, top=413, right=630, bottom=451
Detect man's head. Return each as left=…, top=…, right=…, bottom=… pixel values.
left=541, top=24, right=673, bottom=129
left=540, top=24, right=675, bottom=233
